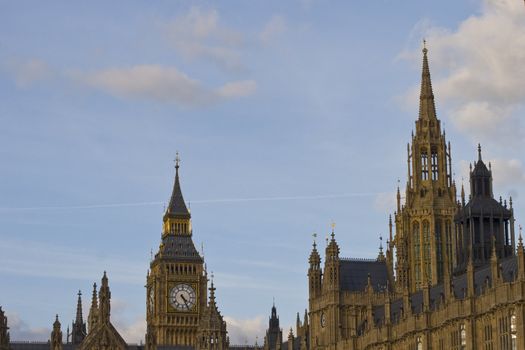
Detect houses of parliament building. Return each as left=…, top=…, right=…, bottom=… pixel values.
left=2, top=45, right=525, bottom=350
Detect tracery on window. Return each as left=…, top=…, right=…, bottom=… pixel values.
left=421, top=151, right=429, bottom=180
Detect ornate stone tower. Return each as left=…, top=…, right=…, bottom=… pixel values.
left=196, top=278, right=229, bottom=350
left=394, top=44, right=457, bottom=292
left=454, top=145, right=515, bottom=273
left=71, top=291, right=87, bottom=345
left=146, top=154, right=207, bottom=349
left=50, top=315, right=63, bottom=350
left=263, top=302, right=283, bottom=350
left=0, top=307, right=10, bottom=350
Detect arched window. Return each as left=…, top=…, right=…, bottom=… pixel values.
left=431, top=150, right=438, bottom=181
left=460, top=324, right=466, bottom=349
left=413, top=222, right=421, bottom=288
left=423, top=220, right=431, bottom=281
left=421, top=151, right=429, bottom=180
left=511, top=310, right=517, bottom=350
left=416, top=336, right=423, bottom=350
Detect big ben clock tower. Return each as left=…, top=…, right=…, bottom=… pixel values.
left=146, top=154, right=208, bottom=349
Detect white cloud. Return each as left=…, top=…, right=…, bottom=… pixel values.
left=110, top=299, right=146, bottom=344
left=5, top=59, right=53, bottom=88
left=217, top=80, right=257, bottom=99
left=76, top=65, right=256, bottom=106
left=404, top=0, right=525, bottom=147
left=165, top=7, right=244, bottom=72
left=223, top=315, right=266, bottom=345
left=6, top=312, right=49, bottom=341
left=490, top=158, right=525, bottom=189
left=260, top=15, right=287, bottom=44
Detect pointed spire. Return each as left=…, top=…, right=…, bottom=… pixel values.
left=388, top=215, right=393, bottom=242
left=377, top=235, right=385, bottom=262
left=75, top=291, right=83, bottom=324
left=478, top=143, right=482, bottom=161
left=165, top=152, right=190, bottom=219
left=209, top=272, right=216, bottom=306
left=91, top=283, right=98, bottom=309
left=98, top=271, right=111, bottom=324
left=461, top=180, right=466, bottom=206
left=418, top=40, right=437, bottom=120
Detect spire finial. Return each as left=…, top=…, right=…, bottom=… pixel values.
left=423, top=38, right=427, bottom=53
left=330, top=221, right=336, bottom=239
left=312, top=232, right=317, bottom=249
left=478, top=144, right=482, bottom=161
left=175, top=151, right=180, bottom=170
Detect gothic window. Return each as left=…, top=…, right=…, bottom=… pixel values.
left=436, top=220, right=443, bottom=280
left=423, top=220, right=431, bottom=281
left=446, top=221, right=452, bottom=271
left=511, top=310, right=517, bottom=350
left=460, top=324, right=466, bottom=349
left=484, top=322, right=493, bottom=350
left=421, top=151, right=429, bottom=180
left=413, top=222, right=421, bottom=288
left=499, top=314, right=511, bottom=350
left=431, top=150, right=438, bottom=181
left=416, top=336, right=422, bottom=350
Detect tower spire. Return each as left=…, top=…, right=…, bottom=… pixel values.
left=418, top=41, right=437, bottom=120
left=165, top=152, right=190, bottom=219
left=75, top=290, right=83, bottom=324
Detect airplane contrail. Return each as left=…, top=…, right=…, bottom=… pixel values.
left=0, top=192, right=393, bottom=212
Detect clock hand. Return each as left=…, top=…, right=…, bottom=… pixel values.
left=180, top=294, right=192, bottom=310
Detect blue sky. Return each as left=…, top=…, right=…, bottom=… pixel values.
left=1, top=0, right=525, bottom=344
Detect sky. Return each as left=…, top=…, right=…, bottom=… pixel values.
left=1, top=0, right=525, bottom=345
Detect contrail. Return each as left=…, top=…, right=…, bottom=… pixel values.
left=0, top=192, right=391, bottom=212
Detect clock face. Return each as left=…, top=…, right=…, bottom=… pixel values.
left=320, top=312, right=326, bottom=328
left=169, top=284, right=196, bottom=311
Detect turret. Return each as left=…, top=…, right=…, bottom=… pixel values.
left=98, top=272, right=111, bottom=325
left=71, top=291, right=86, bottom=344
left=323, top=225, right=340, bottom=291
left=287, top=328, right=294, bottom=350
left=308, top=236, right=322, bottom=299
left=0, top=307, right=10, bottom=350
left=518, top=228, right=524, bottom=281
left=50, top=315, right=63, bottom=350
left=87, top=283, right=98, bottom=333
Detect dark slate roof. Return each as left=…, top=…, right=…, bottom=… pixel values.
left=374, top=256, right=518, bottom=326
left=157, top=346, right=193, bottom=350
left=456, top=196, right=511, bottom=218
left=472, top=159, right=490, bottom=177
left=156, top=235, right=203, bottom=262
left=339, top=259, right=389, bottom=292
left=165, top=167, right=191, bottom=219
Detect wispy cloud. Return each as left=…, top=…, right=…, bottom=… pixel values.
left=6, top=312, right=49, bottom=341
left=164, top=7, right=244, bottom=72
left=4, top=59, right=54, bottom=88
left=75, top=65, right=256, bottom=106
left=223, top=315, right=266, bottom=345
left=260, top=15, right=287, bottom=45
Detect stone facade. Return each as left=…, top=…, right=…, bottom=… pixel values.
left=306, top=46, right=525, bottom=350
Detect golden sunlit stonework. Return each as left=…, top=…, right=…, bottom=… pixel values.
left=2, top=46, right=525, bottom=350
